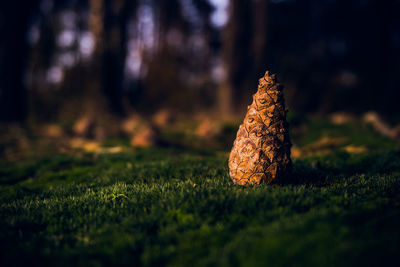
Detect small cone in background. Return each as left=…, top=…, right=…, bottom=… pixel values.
left=72, top=113, right=119, bottom=140
left=130, top=124, right=158, bottom=147
left=121, top=113, right=143, bottom=135
left=363, top=111, right=399, bottom=140
left=122, top=113, right=159, bottom=147
left=152, top=109, right=175, bottom=128
left=330, top=112, right=356, bottom=125
left=40, top=124, right=64, bottom=138
left=228, top=71, right=292, bottom=186
left=73, top=114, right=94, bottom=136
left=196, top=118, right=222, bottom=140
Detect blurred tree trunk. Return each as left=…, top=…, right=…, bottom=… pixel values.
left=372, top=0, right=397, bottom=116
left=102, top=0, right=137, bottom=115
left=0, top=1, right=38, bottom=122
left=140, top=0, right=188, bottom=112
left=252, top=0, right=269, bottom=78
left=219, top=0, right=252, bottom=117
left=86, top=0, right=107, bottom=114
left=217, top=81, right=234, bottom=119
left=87, top=0, right=137, bottom=116
left=219, top=0, right=269, bottom=118
left=26, top=12, right=57, bottom=126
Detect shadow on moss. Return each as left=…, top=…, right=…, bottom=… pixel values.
left=283, top=150, right=400, bottom=186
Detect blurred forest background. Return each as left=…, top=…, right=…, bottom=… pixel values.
left=1, top=0, right=400, bottom=150
left=2, top=2, right=400, bottom=265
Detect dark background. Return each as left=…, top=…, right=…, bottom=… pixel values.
left=1, top=0, right=399, bottom=125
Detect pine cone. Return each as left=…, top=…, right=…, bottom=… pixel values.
left=228, top=71, right=292, bottom=186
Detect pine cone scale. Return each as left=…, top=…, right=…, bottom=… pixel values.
left=228, top=71, right=292, bottom=186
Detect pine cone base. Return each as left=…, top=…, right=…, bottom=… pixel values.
left=228, top=71, right=292, bottom=186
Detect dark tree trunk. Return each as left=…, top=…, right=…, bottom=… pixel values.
left=0, top=1, right=38, bottom=122
left=87, top=0, right=137, bottom=116
left=102, top=0, right=137, bottom=115
left=219, top=0, right=269, bottom=117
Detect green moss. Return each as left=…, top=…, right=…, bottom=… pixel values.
left=290, top=116, right=396, bottom=150
left=0, top=118, right=399, bottom=266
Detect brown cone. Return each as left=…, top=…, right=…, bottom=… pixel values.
left=228, top=71, right=292, bottom=186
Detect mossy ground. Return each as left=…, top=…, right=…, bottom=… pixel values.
left=0, top=117, right=399, bottom=266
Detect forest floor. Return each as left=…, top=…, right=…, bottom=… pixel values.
left=0, top=115, right=399, bottom=266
